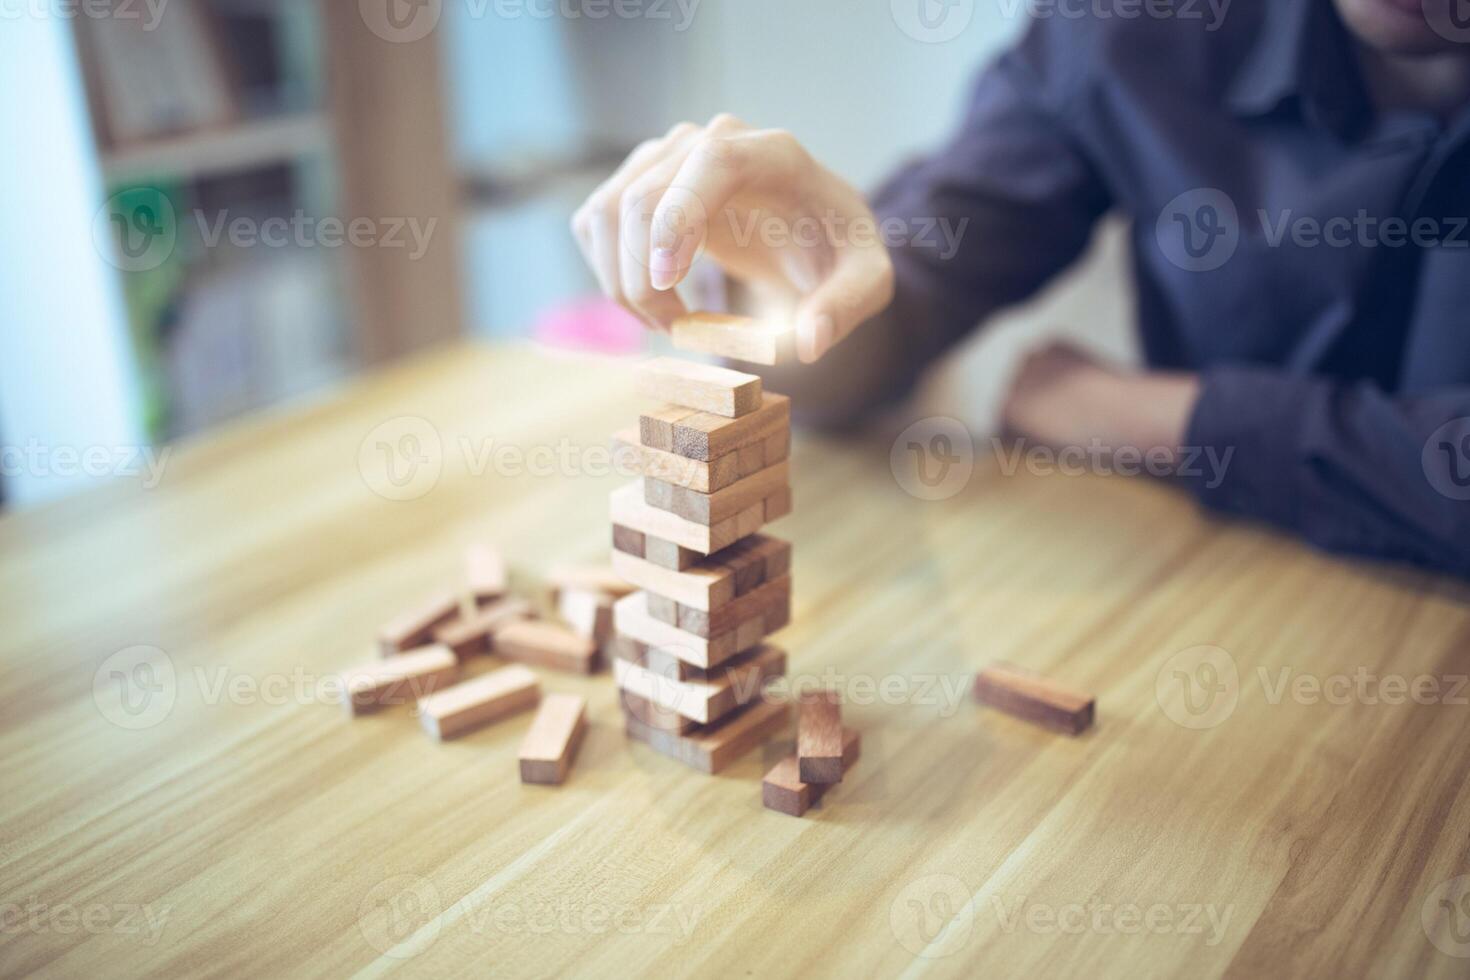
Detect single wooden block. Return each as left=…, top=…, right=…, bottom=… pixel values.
left=717, top=535, right=790, bottom=598
left=639, top=405, right=694, bottom=451
left=618, top=688, right=699, bottom=734
left=613, top=591, right=766, bottom=669
left=645, top=459, right=790, bottom=526
left=624, top=698, right=789, bottom=774
left=611, top=523, right=645, bottom=558
left=558, top=588, right=613, bottom=643
left=519, top=693, right=588, bottom=785
left=647, top=592, right=679, bottom=624
left=417, top=664, right=540, bottom=740
left=670, top=312, right=795, bottom=366
left=609, top=549, right=735, bottom=610
left=546, top=564, right=635, bottom=600
left=736, top=443, right=765, bottom=480
left=433, top=596, right=533, bottom=660
left=378, top=592, right=461, bottom=657
left=678, top=574, right=791, bottom=638
left=610, top=480, right=764, bottom=555
left=342, top=645, right=458, bottom=716
left=642, top=535, right=698, bottom=571
left=494, top=620, right=599, bottom=674
left=464, top=544, right=508, bottom=604
left=614, top=429, right=742, bottom=494
left=764, top=486, right=793, bottom=523
left=798, top=690, right=844, bottom=784
left=636, top=356, right=762, bottom=419
left=974, top=662, right=1095, bottom=735
left=668, top=393, right=791, bottom=462
left=614, top=643, right=786, bottom=724
left=763, top=428, right=791, bottom=465
left=762, top=727, right=862, bottom=817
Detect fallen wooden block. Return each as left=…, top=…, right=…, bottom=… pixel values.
left=763, top=727, right=862, bottom=817
left=546, top=564, right=634, bottom=601
left=624, top=698, right=789, bottom=774
left=433, top=597, right=534, bottom=660
left=378, top=592, right=461, bottom=657
left=640, top=392, right=790, bottom=462
left=610, top=480, right=763, bottom=555
left=464, top=545, right=508, bottom=604
left=798, top=690, right=844, bottom=784
left=417, top=664, right=540, bottom=740
left=644, top=459, right=790, bottom=526
left=614, top=643, right=786, bottom=724
left=519, top=693, right=588, bottom=785
left=636, top=356, right=762, bottom=419
left=618, top=688, right=698, bottom=734
left=557, top=587, right=614, bottom=644
left=613, top=591, right=767, bottom=669
left=666, top=574, right=792, bottom=638
left=495, top=620, right=599, bottom=674
left=974, top=662, right=1095, bottom=735
left=671, top=312, right=794, bottom=366
left=342, top=645, right=458, bottom=716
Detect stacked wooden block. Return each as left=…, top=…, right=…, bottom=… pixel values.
left=611, top=357, right=794, bottom=772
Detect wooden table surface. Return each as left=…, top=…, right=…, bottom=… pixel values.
left=5, top=344, right=1470, bottom=979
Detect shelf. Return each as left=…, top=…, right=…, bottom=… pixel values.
left=100, top=112, right=327, bottom=184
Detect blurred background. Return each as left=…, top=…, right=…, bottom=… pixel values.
left=0, top=0, right=1134, bottom=509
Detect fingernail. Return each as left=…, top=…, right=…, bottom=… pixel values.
left=651, top=247, right=679, bottom=291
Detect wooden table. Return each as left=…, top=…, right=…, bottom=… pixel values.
left=5, top=344, right=1470, bottom=978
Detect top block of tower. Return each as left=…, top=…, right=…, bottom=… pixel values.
left=671, top=313, right=795, bottom=366
left=636, top=357, right=762, bottom=418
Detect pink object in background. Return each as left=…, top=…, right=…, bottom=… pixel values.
left=533, top=296, right=645, bottom=355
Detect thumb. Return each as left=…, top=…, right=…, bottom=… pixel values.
left=794, top=251, right=894, bottom=363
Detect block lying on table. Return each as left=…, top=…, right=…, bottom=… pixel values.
left=644, top=459, right=790, bottom=526
left=613, top=643, right=786, bottom=724
left=464, top=545, right=508, bottom=604
left=557, top=588, right=614, bottom=644
left=763, top=727, right=862, bottom=817
left=624, top=698, right=789, bottom=774
left=610, top=480, right=763, bottom=555
left=670, top=312, right=795, bottom=366
left=378, top=592, right=461, bottom=657
left=636, top=356, right=762, bottom=419
left=797, top=690, right=844, bottom=784
left=973, top=662, right=1095, bottom=735
left=433, top=597, right=533, bottom=660
left=342, top=645, right=458, bottom=716
left=640, top=393, right=790, bottom=463
left=417, top=664, right=540, bottom=740
left=546, top=564, right=634, bottom=601
left=495, top=620, right=599, bottom=674
left=519, top=693, right=588, bottom=785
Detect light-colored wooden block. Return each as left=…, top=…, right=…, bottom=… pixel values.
left=636, top=356, right=762, bottom=419
left=610, top=480, right=763, bottom=555
left=464, top=544, right=508, bottom=604
left=519, top=693, right=588, bottom=785
left=614, top=429, right=742, bottom=494
left=974, top=662, right=1095, bottom=735
left=646, top=459, right=790, bottom=526
left=647, top=592, right=679, bottom=624
left=614, top=643, right=785, bottom=724
left=546, top=564, right=634, bottom=601
left=378, top=592, right=461, bottom=657
left=433, top=596, right=533, bottom=660
left=677, top=574, right=791, bottom=638
left=618, top=688, right=698, bottom=733
left=494, top=620, right=599, bottom=674
left=342, top=645, right=458, bottom=716
left=639, top=405, right=694, bottom=451
left=670, top=312, right=794, bottom=366
left=613, top=591, right=766, bottom=669
left=558, top=588, right=613, bottom=643
left=763, top=727, right=861, bottom=817
left=624, top=698, right=789, bottom=774
left=642, top=535, right=698, bottom=571
left=798, top=690, right=844, bottom=784
left=612, top=523, right=645, bottom=558
left=417, top=664, right=540, bottom=740
left=609, top=549, right=735, bottom=610
left=669, top=393, right=790, bottom=462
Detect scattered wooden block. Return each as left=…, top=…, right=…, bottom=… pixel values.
left=377, top=592, right=461, bottom=657
left=618, top=688, right=699, bottom=734
left=658, top=393, right=790, bottom=462
left=624, top=698, right=789, bottom=774
left=342, top=645, right=458, bottom=716
left=762, top=727, right=862, bottom=817
left=495, top=620, right=599, bottom=674
left=798, top=690, right=844, bottom=784
left=433, top=596, right=533, bottom=660
left=612, top=429, right=742, bottom=494
left=614, top=643, right=786, bottom=724
left=636, top=356, right=762, bottom=419
left=613, top=591, right=767, bottom=669
left=671, top=312, right=794, bottom=366
left=973, top=662, right=1095, bottom=735
left=644, top=459, right=790, bottom=526
left=610, top=480, right=764, bottom=555
left=557, top=588, right=614, bottom=643
left=674, top=574, right=791, bottom=638
left=464, top=545, right=508, bottom=604
left=546, top=564, right=634, bottom=600
left=417, top=664, right=540, bottom=740
left=519, top=693, right=588, bottom=785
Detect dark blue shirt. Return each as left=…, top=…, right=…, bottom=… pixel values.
left=863, top=0, right=1470, bottom=577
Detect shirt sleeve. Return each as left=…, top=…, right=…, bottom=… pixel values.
left=1181, top=367, right=1470, bottom=578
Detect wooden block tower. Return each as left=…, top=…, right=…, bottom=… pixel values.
left=610, top=355, right=794, bottom=772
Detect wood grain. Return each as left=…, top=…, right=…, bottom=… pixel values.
left=974, top=661, right=1096, bottom=735
left=518, top=694, right=587, bottom=785
left=493, top=620, right=599, bottom=675
left=417, top=664, right=540, bottom=740
left=797, top=690, right=844, bottom=784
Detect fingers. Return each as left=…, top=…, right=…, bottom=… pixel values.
left=793, top=247, right=895, bottom=363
